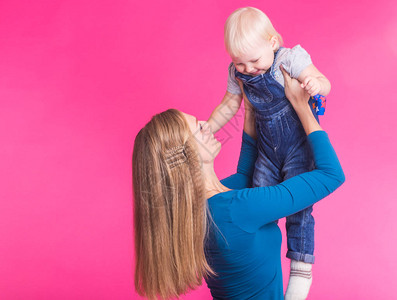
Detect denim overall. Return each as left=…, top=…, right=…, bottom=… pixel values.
left=235, top=52, right=319, bottom=264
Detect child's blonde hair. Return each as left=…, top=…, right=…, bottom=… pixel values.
left=224, top=7, right=283, bottom=57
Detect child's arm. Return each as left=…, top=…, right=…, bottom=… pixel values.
left=298, top=64, right=331, bottom=97
left=207, top=91, right=243, bottom=133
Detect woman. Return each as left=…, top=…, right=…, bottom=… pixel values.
left=132, top=68, right=344, bottom=299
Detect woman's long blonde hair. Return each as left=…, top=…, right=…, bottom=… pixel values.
left=132, top=109, right=213, bottom=299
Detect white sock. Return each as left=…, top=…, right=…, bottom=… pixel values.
left=284, top=260, right=313, bottom=300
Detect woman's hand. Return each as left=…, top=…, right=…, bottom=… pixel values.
left=280, top=65, right=322, bottom=135
left=280, top=65, right=310, bottom=110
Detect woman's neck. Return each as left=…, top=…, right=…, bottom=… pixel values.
left=201, top=162, right=231, bottom=199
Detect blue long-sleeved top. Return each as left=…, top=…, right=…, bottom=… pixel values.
left=204, top=131, right=344, bottom=300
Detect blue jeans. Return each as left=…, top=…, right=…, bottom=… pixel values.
left=236, top=63, right=318, bottom=264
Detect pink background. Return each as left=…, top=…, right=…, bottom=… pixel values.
left=1, top=0, right=396, bottom=299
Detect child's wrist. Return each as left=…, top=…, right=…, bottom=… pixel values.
left=318, top=78, right=331, bottom=96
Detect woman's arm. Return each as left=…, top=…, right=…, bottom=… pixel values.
left=220, top=131, right=258, bottom=190
left=282, top=65, right=322, bottom=135
left=229, top=69, right=344, bottom=232
left=230, top=131, right=344, bottom=232
left=221, top=89, right=257, bottom=190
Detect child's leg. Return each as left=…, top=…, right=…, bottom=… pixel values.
left=285, top=260, right=313, bottom=300
left=283, top=134, right=316, bottom=299
left=285, top=206, right=315, bottom=263
left=252, top=147, right=282, bottom=189
left=254, top=110, right=316, bottom=299
left=252, top=120, right=283, bottom=190
left=284, top=207, right=314, bottom=300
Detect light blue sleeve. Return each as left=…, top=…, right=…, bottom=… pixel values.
left=226, top=63, right=242, bottom=95
left=230, top=131, right=345, bottom=233
left=277, top=45, right=312, bottom=80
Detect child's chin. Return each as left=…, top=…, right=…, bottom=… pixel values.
left=250, top=71, right=264, bottom=76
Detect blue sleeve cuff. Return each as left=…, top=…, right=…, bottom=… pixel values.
left=242, top=131, right=256, bottom=147
left=307, top=130, right=328, bottom=148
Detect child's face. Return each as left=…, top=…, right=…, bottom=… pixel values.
left=231, top=38, right=277, bottom=76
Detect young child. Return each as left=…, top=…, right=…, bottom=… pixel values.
left=207, top=7, right=331, bottom=300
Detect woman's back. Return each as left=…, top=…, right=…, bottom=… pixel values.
left=205, top=190, right=284, bottom=299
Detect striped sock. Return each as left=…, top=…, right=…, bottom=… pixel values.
left=285, top=260, right=313, bottom=300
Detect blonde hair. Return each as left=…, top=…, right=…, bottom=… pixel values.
left=224, top=7, right=283, bottom=57
left=132, top=109, right=213, bottom=299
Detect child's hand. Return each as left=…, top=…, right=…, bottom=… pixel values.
left=199, top=121, right=213, bottom=143
left=301, top=76, right=322, bottom=96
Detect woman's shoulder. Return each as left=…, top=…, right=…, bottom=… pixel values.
left=207, top=189, right=237, bottom=203
left=208, top=187, right=260, bottom=209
